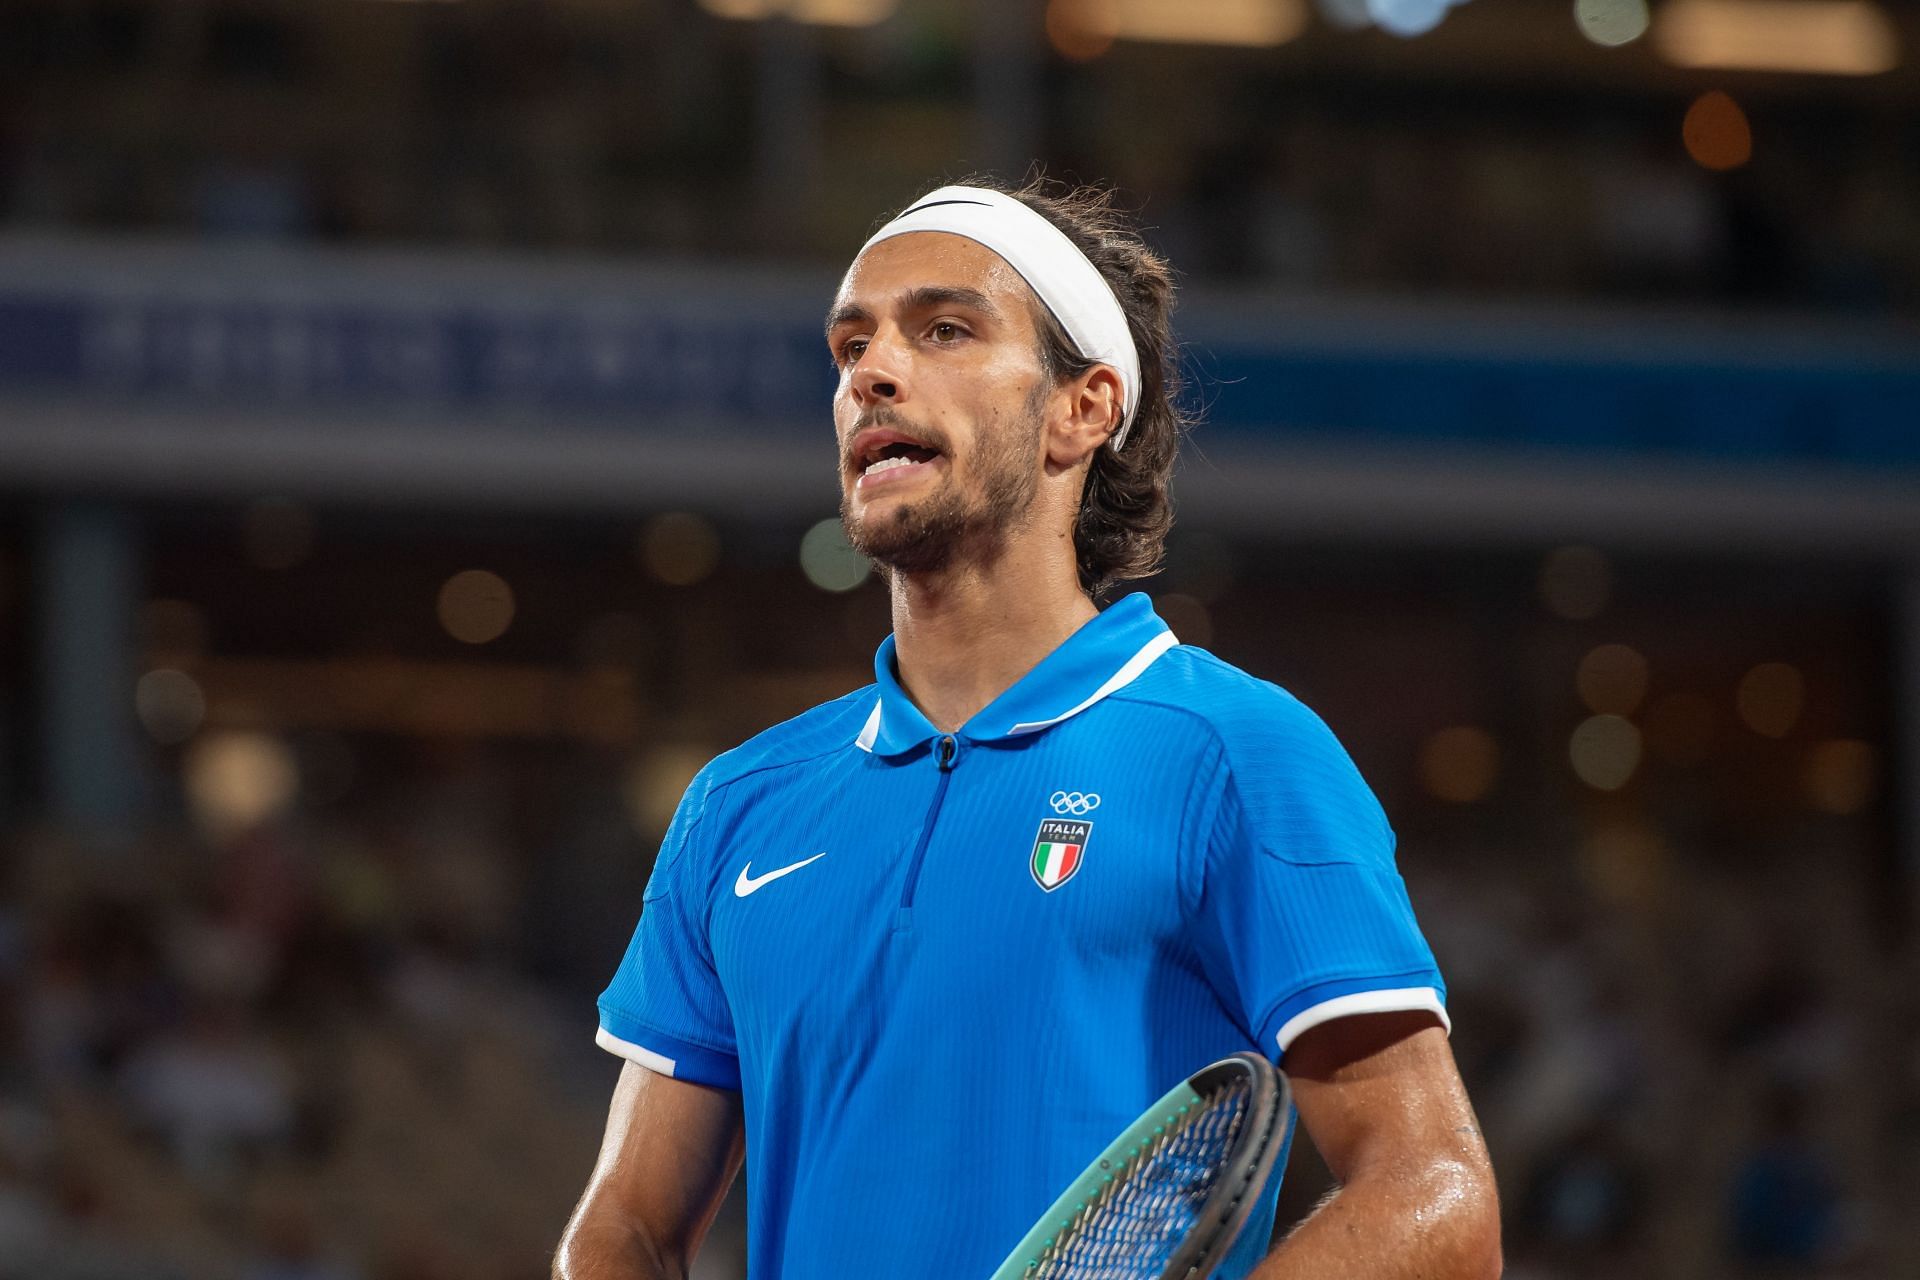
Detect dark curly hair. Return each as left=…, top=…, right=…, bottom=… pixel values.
left=888, top=174, right=1190, bottom=599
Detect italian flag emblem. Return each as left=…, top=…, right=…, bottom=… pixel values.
left=1031, top=818, right=1092, bottom=892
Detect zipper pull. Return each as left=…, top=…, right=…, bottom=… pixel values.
left=937, top=735, right=957, bottom=770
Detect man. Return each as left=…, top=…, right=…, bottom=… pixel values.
left=554, top=178, right=1500, bottom=1280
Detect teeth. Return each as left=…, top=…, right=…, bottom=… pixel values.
left=863, top=455, right=921, bottom=476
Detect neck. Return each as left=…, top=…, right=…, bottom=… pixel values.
left=887, top=530, right=1097, bottom=734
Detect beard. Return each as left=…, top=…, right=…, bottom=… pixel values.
left=840, top=388, right=1045, bottom=578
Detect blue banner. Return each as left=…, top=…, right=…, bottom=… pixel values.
left=1, top=282, right=1914, bottom=469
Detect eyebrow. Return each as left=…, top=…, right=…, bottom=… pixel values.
left=824, top=284, right=1005, bottom=339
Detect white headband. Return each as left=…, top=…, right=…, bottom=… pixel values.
left=853, top=185, right=1143, bottom=450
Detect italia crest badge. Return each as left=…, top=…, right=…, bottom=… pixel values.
left=1030, top=818, right=1091, bottom=892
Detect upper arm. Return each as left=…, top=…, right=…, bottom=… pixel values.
left=570, top=1061, right=746, bottom=1268
left=1285, top=1011, right=1492, bottom=1192
left=569, top=762, right=745, bottom=1275
left=1268, top=1014, right=1502, bottom=1278
left=597, top=763, right=742, bottom=1089
left=1189, top=694, right=1447, bottom=1058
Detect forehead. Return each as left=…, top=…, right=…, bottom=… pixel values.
left=834, top=231, right=1038, bottom=318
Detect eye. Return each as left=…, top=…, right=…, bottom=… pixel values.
left=929, top=321, right=966, bottom=344
left=836, top=336, right=869, bottom=366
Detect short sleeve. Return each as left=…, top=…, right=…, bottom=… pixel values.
left=1190, top=694, right=1448, bottom=1060
left=595, top=764, right=741, bottom=1089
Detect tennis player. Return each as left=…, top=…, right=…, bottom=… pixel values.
left=554, top=177, right=1500, bottom=1280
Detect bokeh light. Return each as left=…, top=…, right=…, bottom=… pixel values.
left=184, top=731, right=299, bottom=838
left=1683, top=90, right=1753, bottom=171
left=1577, top=643, right=1650, bottom=715
left=241, top=498, right=315, bottom=571
left=1369, top=0, right=1468, bottom=38
left=799, top=519, right=871, bottom=592
left=640, top=512, right=723, bottom=587
left=437, top=570, right=516, bottom=644
left=1654, top=0, right=1898, bottom=76
left=1539, top=545, right=1613, bottom=620
left=1802, top=738, right=1877, bottom=814
left=1575, top=0, right=1651, bottom=46
left=624, top=745, right=712, bottom=834
left=699, top=0, right=898, bottom=26
left=1047, top=0, right=1118, bottom=59
left=1047, top=0, right=1307, bottom=53
left=1736, top=661, right=1804, bottom=737
left=1154, top=593, right=1213, bottom=647
left=1570, top=713, right=1642, bottom=790
left=794, top=0, right=897, bottom=23
left=135, top=669, right=207, bottom=745
left=1419, top=726, right=1501, bottom=803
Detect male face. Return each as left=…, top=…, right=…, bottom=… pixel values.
left=825, top=233, right=1053, bottom=576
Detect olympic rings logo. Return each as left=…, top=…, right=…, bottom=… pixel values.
left=1049, top=791, right=1101, bottom=816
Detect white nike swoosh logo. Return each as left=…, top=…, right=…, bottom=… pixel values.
left=733, top=852, right=828, bottom=898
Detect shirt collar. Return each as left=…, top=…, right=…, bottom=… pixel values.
left=853, top=592, right=1178, bottom=757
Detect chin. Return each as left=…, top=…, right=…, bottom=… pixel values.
left=843, top=500, right=966, bottom=577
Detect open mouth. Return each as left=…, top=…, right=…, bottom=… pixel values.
left=863, top=441, right=938, bottom=474
left=853, top=434, right=943, bottom=490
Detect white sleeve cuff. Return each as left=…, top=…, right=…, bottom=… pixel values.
left=1273, top=986, right=1451, bottom=1054
left=595, top=1025, right=680, bottom=1077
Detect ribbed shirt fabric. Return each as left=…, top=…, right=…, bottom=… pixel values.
left=597, top=592, right=1447, bottom=1280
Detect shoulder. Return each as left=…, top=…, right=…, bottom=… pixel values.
left=1120, top=645, right=1391, bottom=859
left=1115, top=644, right=1346, bottom=764
left=650, top=687, right=875, bottom=893
left=697, top=686, right=878, bottom=799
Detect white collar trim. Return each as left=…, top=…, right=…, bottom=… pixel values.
left=853, top=629, right=1177, bottom=753
left=853, top=699, right=884, bottom=753
left=1006, top=631, right=1178, bottom=736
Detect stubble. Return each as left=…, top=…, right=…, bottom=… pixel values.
left=840, top=387, right=1046, bottom=578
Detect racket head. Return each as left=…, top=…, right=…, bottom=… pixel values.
left=987, top=1052, right=1290, bottom=1280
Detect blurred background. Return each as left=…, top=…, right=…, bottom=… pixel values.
left=0, top=0, right=1915, bottom=1277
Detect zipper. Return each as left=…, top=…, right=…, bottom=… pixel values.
left=895, top=734, right=957, bottom=929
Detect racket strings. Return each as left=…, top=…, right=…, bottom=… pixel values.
left=1027, top=1078, right=1253, bottom=1280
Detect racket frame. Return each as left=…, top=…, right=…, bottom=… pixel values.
left=986, top=1052, right=1290, bottom=1280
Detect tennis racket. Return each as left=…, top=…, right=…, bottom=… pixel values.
left=986, top=1052, right=1290, bottom=1280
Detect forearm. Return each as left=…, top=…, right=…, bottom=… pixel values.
left=557, top=1063, right=744, bottom=1280
left=552, top=1199, right=681, bottom=1280
left=1249, top=1158, right=1502, bottom=1280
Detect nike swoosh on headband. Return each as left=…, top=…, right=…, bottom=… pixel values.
left=899, top=198, right=993, bottom=215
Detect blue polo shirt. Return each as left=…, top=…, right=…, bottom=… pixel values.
left=597, top=593, right=1447, bottom=1280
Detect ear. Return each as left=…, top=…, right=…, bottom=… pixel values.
left=1044, top=364, right=1123, bottom=470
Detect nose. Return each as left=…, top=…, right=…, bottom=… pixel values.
left=850, top=328, right=907, bottom=408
